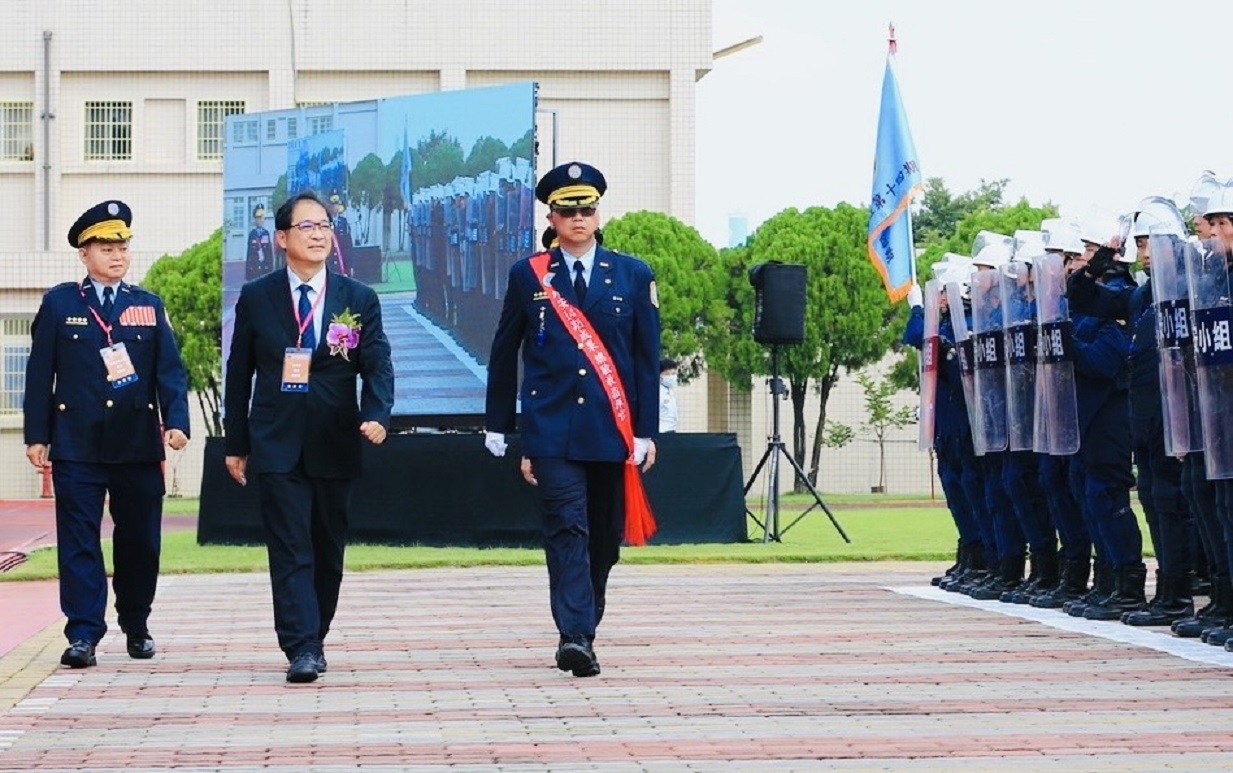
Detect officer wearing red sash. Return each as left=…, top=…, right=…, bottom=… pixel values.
left=23, top=200, right=190, bottom=669
left=485, top=162, right=661, bottom=677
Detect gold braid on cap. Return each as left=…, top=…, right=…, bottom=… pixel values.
left=77, top=220, right=133, bottom=246
left=547, top=185, right=600, bottom=207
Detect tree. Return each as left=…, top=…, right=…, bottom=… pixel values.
left=508, top=128, right=534, bottom=162
left=270, top=173, right=288, bottom=214
left=383, top=150, right=408, bottom=251
left=856, top=373, right=916, bottom=493
left=600, top=211, right=722, bottom=380
left=348, top=153, right=386, bottom=244
left=140, top=230, right=224, bottom=436
left=464, top=135, right=510, bottom=177
left=411, top=130, right=465, bottom=190
left=704, top=205, right=902, bottom=491
left=918, top=198, right=1060, bottom=270
left=913, top=177, right=1009, bottom=246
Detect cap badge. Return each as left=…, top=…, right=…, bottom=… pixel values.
left=568, top=164, right=582, bottom=179
left=107, top=203, right=119, bottom=216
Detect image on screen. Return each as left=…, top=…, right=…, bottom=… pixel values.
left=221, top=82, right=537, bottom=426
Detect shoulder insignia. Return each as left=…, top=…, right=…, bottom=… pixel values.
left=649, top=281, right=659, bottom=309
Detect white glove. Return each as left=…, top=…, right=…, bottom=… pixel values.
left=907, top=283, right=924, bottom=309
left=632, top=437, right=651, bottom=465
left=484, top=431, right=507, bottom=458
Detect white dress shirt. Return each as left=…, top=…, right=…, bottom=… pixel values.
left=560, top=243, right=597, bottom=289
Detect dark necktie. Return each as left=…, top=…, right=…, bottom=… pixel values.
left=298, top=284, right=316, bottom=350
left=573, top=260, right=587, bottom=305
left=101, top=286, right=114, bottom=318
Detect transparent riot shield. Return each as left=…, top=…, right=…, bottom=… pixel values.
left=970, top=267, right=1008, bottom=453
left=1186, top=242, right=1233, bottom=479
left=918, top=279, right=941, bottom=451
left=1032, top=253, right=1080, bottom=455
left=1000, top=261, right=1036, bottom=451
left=946, top=280, right=982, bottom=455
left=1149, top=227, right=1203, bottom=456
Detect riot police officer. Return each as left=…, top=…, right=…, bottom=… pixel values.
left=904, top=261, right=986, bottom=588
left=1063, top=224, right=1146, bottom=621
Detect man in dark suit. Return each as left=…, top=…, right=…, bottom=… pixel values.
left=224, top=191, right=394, bottom=684
left=485, top=162, right=661, bottom=677
left=23, top=200, right=191, bottom=669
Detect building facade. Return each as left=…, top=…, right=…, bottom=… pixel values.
left=0, top=0, right=937, bottom=502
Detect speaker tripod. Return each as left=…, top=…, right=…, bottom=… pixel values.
left=745, top=345, right=851, bottom=544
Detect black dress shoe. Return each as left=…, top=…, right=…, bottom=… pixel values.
left=286, top=652, right=320, bottom=683
left=315, top=654, right=328, bottom=674
left=555, top=638, right=601, bottom=677
left=126, top=634, right=156, bottom=659
left=60, top=640, right=96, bottom=669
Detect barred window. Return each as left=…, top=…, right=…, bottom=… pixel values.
left=0, top=317, right=33, bottom=414
left=307, top=115, right=333, bottom=135
left=197, top=100, right=246, bottom=159
left=0, top=102, right=33, bottom=161
left=84, top=101, right=132, bottom=161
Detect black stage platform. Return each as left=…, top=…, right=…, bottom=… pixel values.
left=197, top=432, right=747, bottom=546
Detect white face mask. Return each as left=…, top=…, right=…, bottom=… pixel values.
left=661, top=375, right=677, bottom=389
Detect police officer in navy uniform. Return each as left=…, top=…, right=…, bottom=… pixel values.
left=329, top=192, right=353, bottom=276
left=485, top=162, right=661, bottom=677
left=246, top=205, right=274, bottom=281
left=23, top=200, right=190, bottom=668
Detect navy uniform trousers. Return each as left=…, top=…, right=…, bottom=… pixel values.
left=54, top=461, right=164, bottom=644
left=534, top=459, right=624, bottom=638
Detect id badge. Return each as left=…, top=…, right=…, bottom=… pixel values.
left=99, top=342, right=138, bottom=389
left=281, top=347, right=313, bottom=392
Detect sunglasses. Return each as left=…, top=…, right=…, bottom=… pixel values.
left=552, top=206, right=596, bottom=218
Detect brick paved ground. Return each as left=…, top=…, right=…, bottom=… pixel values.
left=2, top=563, right=1233, bottom=772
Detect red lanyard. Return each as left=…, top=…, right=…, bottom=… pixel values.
left=292, top=277, right=327, bottom=348
left=79, top=285, right=116, bottom=346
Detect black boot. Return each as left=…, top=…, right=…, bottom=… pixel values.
left=1175, top=575, right=1232, bottom=638
left=932, top=540, right=963, bottom=586
left=971, top=555, right=1025, bottom=601
left=1084, top=563, right=1148, bottom=621
left=1066, top=560, right=1113, bottom=617
left=950, top=543, right=988, bottom=594
left=1122, top=573, right=1194, bottom=626
left=1032, top=557, right=1089, bottom=608
left=1008, top=549, right=1058, bottom=605
left=939, top=542, right=974, bottom=591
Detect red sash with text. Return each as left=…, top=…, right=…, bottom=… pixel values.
left=529, top=252, right=657, bottom=545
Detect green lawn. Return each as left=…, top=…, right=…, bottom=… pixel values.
left=1, top=493, right=1153, bottom=582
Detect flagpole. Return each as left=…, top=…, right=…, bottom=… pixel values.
left=887, top=22, right=918, bottom=287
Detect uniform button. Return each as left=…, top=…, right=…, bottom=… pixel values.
left=105, top=399, right=114, bottom=408
left=136, top=334, right=142, bottom=340
left=577, top=396, right=585, bottom=405
left=72, top=334, right=79, bottom=340
left=577, top=342, right=584, bottom=350
left=578, top=368, right=587, bottom=377
left=615, top=307, right=621, bottom=313
left=530, top=389, right=538, bottom=396
left=148, top=403, right=154, bottom=410
left=58, top=403, right=66, bottom=411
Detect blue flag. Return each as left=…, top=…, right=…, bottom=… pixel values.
left=400, top=122, right=413, bottom=208
left=867, top=56, right=922, bottom=301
